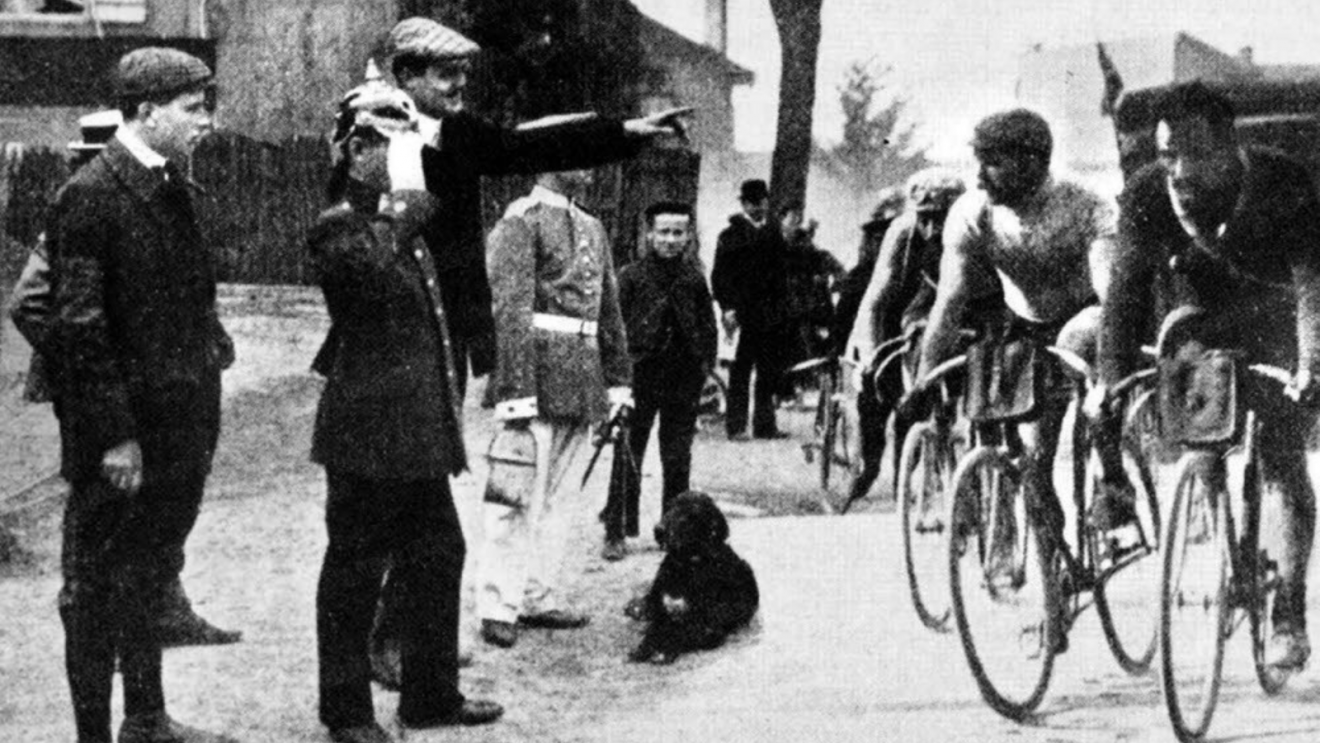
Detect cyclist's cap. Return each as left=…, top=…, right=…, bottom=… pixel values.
left=971, top=108, right=1052, bottom=159
left=906, top=168, right=966, bottom=213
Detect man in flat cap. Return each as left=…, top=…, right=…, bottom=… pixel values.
left=44, top=47, right=238, bottom=743
left=380, top=16, right=690, bottom=389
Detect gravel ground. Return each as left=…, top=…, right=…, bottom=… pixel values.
left=8, top=285, right=1320, bottom=743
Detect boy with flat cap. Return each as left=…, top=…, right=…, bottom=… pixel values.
left=45, top=47, right=237, bottom=743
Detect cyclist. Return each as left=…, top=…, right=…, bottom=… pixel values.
left=1096, top=82, right=1320, bottom=670
left=844, top=168, right=966, bottom=508
left=906, top=110, right=1127, bottom=606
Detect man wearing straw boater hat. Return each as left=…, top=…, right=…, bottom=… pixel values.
left=44, top=47, right=239, bottom=743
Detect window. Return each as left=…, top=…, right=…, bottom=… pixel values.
left=0, top=0, right=145, bottom=23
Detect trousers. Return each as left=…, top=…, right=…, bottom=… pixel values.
left=317, top=472, right=466, bottom=729
left=478, top=419, right=588, bottom=623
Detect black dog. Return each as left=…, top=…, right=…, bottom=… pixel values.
left=628, top=491, right=759, bottom=664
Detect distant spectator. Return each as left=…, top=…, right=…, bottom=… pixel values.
left=710, top=179, right=791, bottom=440
left=780, top=203, right=843, bottom=367
left=601, top=201, right=718, bottom=561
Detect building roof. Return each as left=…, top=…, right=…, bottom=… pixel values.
left=636, top=12, right=753, bottom=87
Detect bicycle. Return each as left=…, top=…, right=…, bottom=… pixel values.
left=793, top=354, right=862, bottom=495
left=946, top=335, right=1162, bottom=720
left=1157, top=354, right=1300, bottom=742
left=897, top=348, right=967, bottom=632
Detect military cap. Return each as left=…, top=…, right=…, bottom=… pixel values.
left=739, top=179, right=769, bottom=203
left=68, top=109, right=122, bottom=152
left=906, top=168, right=966, bottom=213
left=332, top=63, right=420, bottom=144
left=971, top=108, right=1052, bottom=158
left=387, top=17, right=480, bottom=61
left=116, top=47, right=212, bottom=101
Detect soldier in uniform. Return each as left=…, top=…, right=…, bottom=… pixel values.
left=45, top=48, right=237, bottom=743
left=477, top=169, right=632, bottom=649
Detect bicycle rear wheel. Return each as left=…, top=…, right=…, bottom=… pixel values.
left=1092, top=434, right=1163, bottom=675
left=1159, top=453, right=1232, bottom=742
left=948, top=446, right=1058, bottom=720
left=900, top=422, right=961, bottom=632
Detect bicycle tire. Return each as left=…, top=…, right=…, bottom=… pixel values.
left=1092, top=435, right=1162, bottom=675
left=900, top=422, right=952, bottom=632
left=1247, top=452, right=1292, bottom=696
left=1159, top=453, right=1232, bottom=743
left=948, top=446, right=1058, bottom=720
left=819, top=384, right=838, bottom=491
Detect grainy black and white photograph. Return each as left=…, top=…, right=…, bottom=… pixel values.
left=5, top=1, right=1320, bottom=741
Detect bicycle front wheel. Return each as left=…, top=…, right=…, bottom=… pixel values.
left=1159, top=453, right=1232, bottom=743
left=948, top=446, right=1058, bottom=720
left=900, top=422, right=960, bottom=632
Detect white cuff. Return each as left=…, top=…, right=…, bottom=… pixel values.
left=494, top=397, right=538, bottom=421
left=418, top=114, right=441, bottom=147
left=386, top=131, right=427, bottom=192
left=607, top=386, right=634, bottom=408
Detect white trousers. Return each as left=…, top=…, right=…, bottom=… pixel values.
left=477, top=419, right=588, bottom=623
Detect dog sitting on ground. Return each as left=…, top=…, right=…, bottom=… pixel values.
left=627, top=491, right=759, bottom=664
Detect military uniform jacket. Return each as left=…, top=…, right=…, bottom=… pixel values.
left=483, top=186, right=631, bottom=423
left=419, top=113, right=641, bottom=377
left=309, top=185, right=466, bottom=479
left=45, top=138, right=231, bottom=482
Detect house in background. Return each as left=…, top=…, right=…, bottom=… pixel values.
left=1017, top=32, right=1320, bottom=195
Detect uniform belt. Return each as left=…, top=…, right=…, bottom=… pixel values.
left=532, top=313, right=598, bottom=336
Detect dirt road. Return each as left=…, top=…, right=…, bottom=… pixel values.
left=5, top=287, right=1320, bottom=743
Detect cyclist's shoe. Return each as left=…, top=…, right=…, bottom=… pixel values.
left=1266, top=625, right=1311, bottom=671
left=1089, top=480, right=1143, bottom=565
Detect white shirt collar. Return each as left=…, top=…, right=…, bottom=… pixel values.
left=115, top=127, right=168, bottom=171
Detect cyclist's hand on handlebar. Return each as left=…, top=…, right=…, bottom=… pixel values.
left=1286, top=369, right=1320, bottom=407
left=1083, top=382, right=1110, bottom=421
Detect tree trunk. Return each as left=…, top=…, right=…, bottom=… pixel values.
left=768, top=0, right=823, bottom=215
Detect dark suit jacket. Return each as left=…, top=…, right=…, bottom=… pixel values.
left=418, top=113, right=641, bottom=377
left=710, top=213, right=788, bottom=331
left=309, top=185, right=466, bottom=479
left=618, top=253, right=717, bottom=368
left=1101, top=147, right=1320, bottom=384
left=46, top=139, right=230, bottom=481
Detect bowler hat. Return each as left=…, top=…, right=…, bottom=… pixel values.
left=388, top=17, right=480, bottom=61
left=116, top=47, right=212, bottom=102
left=68, top=109, right=122, bottom=153
left=739, top=179, right=768, bottom=203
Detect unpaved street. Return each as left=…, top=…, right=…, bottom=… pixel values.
left=4, top=287, right=1320, bottom=743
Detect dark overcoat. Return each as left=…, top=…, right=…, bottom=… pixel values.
left=309, top=186, right=466, bottom=479
left=45, top=139, right=230, bottom=482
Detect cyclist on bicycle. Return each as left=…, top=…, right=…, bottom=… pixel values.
left=1096, top=82, right=1320, bottom=671
left=906, top=109, right=1129, bottom=598
left=844, top=168, right=966, bottom=507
